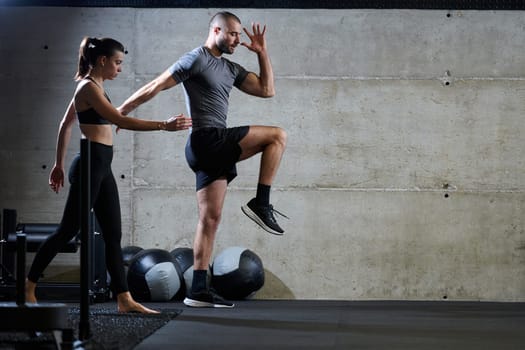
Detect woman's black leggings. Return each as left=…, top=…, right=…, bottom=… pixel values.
left=28, top=141, right=128, bottom=294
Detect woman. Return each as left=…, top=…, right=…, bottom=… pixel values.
left=25, top=37, right=191, bottom=313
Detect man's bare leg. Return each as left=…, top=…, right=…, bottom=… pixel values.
left=239, top=125, right=287, bottom=185
left=184, top=178, right=234, bottom=308
left=193, top=179, right=227, bottom=271
left=239, top=125, right=288, bottom=234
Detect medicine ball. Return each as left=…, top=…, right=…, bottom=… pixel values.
left=122, top=245, right=143, bottom=277
left=127, top=248, right=182, bottom=301
left=122, top=245, right=143, bottom=266
left=211, top=247, right=265, bottom=300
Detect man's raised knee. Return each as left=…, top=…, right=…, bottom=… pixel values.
left=274, top=127, right=287, bottom=148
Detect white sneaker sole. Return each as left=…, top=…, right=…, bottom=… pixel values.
left=183, top=297, right=234, bottom=308
left=241, top=205, right=284, bottom=236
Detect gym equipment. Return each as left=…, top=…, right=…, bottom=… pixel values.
left=127, top=248, right=182, bottom=301
left=0, top=137, right=96, bottom=348
left=79, top=138, right=91, bottom=340
left=0, top=209, right=109, bottom=303
left=0, top=228, right=74, bottom=349
left=7, top=223, right=77, bottom=252
left=211, top=246, right=265, bottom=300
left=122, top=245, right=144, bottom=265
left=122, top=245, right=143, bottom=280
left=0, top=209, right=16, bottom=287
left=170, top=247, right=194, bottom=297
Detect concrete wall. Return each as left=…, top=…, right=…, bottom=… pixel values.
left=0, top=7, right=523, bottom=301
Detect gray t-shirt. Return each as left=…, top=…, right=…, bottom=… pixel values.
left=169, top=46, right=249, bottom=129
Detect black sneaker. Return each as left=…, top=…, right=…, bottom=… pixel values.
left=183, top=290, right=234, bottom=308
left=241, top=198, right=288, bottom=235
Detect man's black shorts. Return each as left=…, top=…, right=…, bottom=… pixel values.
left=185, top=126, right=250, bottom=191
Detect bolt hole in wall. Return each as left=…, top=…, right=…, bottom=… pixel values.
left=442, top=70, right=451, bottom=86
left=443, top=183, right=450, bottom=198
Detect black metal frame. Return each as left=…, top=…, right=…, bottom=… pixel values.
left=79, top=138, right=92, bottom=340
left=0, top=139, right=101, bottom=347
left=0, top=232, right=73, bottom=350
left=0, top=211, right=109, bottom=304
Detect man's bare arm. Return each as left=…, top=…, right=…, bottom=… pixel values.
left=119, top=70, right=179, bottom=115
left=239, top=23, right=275, bottom=98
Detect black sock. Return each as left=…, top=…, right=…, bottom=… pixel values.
left=255, top=183, right=271, bottom=206
left=191, top=269, right=208, bottom=293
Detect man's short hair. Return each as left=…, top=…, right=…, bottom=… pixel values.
left=209, top=11, right=241, bottom=28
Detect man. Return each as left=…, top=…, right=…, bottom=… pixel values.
left=119, top=11, right=287, bottom=308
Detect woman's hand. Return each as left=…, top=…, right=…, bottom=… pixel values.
left=49, top=165, right=65, bottom=193
left=164, top=114, right=192, bottom=131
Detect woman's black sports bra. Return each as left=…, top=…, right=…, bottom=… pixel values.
left=76, top=77, right=112, bottom=125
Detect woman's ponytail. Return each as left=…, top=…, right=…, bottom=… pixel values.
left=75, top=36, right=94, bottom=80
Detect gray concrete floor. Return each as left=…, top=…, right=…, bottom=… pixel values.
left=134, top=300, right=525, bottom=350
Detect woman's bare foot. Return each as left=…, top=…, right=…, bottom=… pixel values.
left=117, top=292, right=159, bottom=314
left=25, top=279, right=37, bottom=303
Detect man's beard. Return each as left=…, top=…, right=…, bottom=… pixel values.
left=217, top=38, right=234, bottom=54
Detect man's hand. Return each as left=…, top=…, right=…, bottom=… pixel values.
left=241, top=23, right=267, bottom=54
